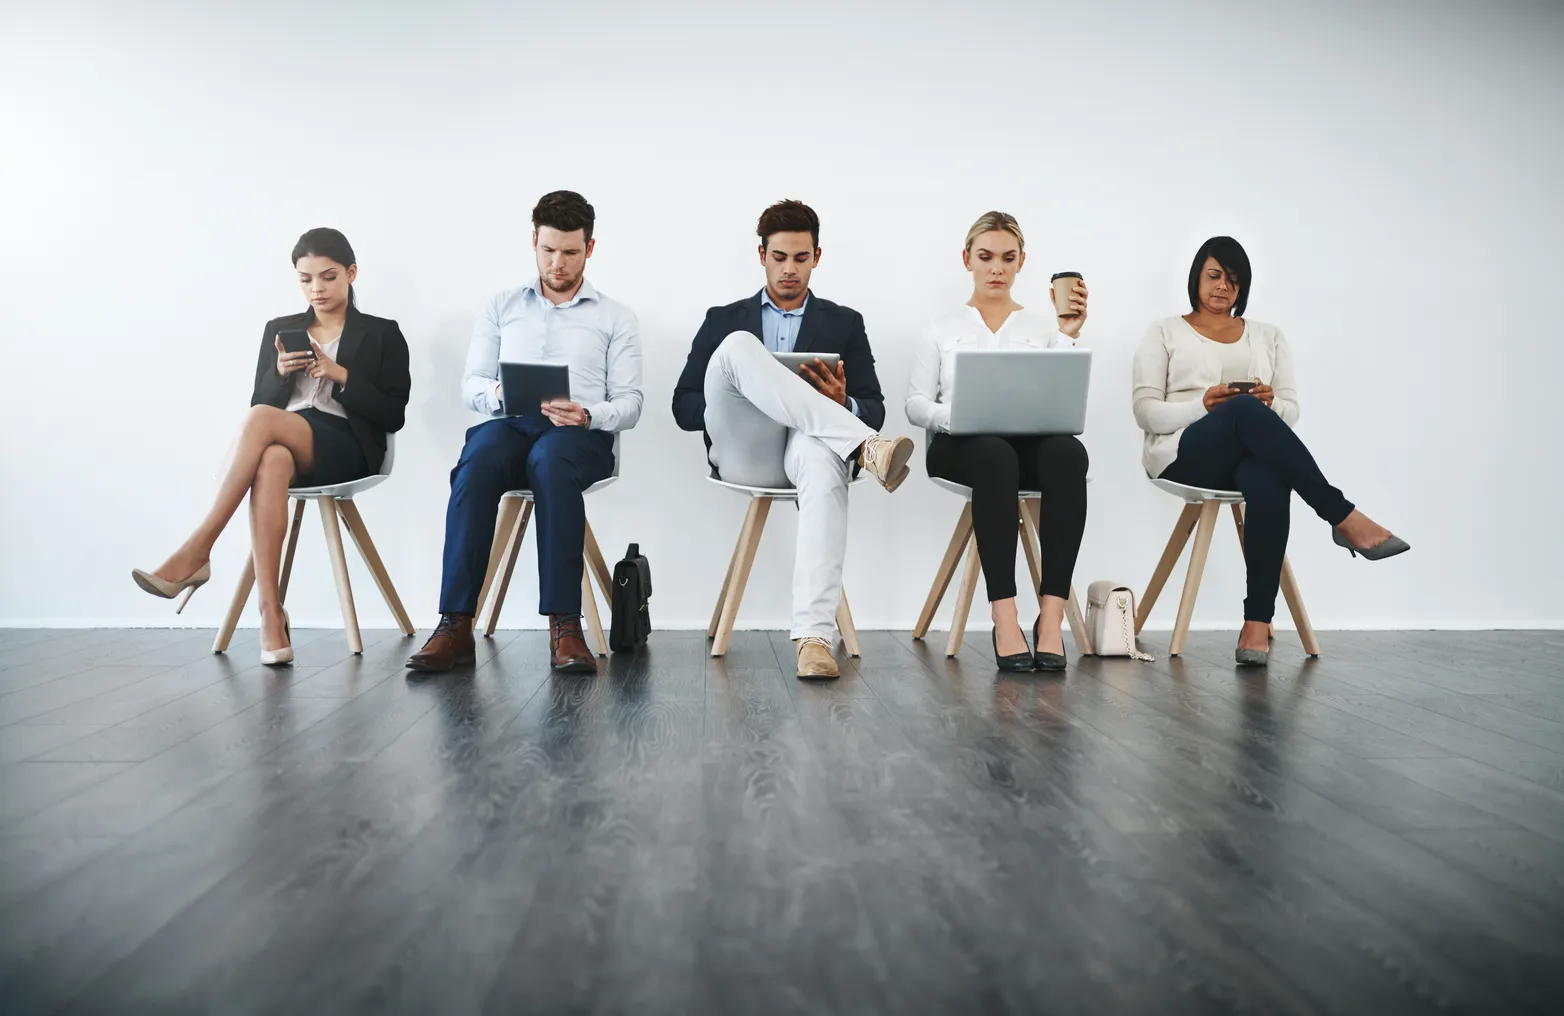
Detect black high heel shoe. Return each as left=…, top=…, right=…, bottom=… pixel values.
left=1031, top=617, right=1068, bottom=672
left=992, top=628, right=1035, bottom=672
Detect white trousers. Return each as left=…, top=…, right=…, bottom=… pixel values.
left=704, top=332, right=876, bottom=640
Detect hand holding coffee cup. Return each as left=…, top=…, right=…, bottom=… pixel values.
left=1050, top=271, right=1088, bottom=337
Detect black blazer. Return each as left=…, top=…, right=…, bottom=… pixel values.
left=672, top=290, right=887, bottom=439
left=251, top=305, right=411, bottom=473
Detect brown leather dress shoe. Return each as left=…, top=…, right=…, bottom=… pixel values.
left=550, top=614, right=597, bottom=673
left=406, top=614, right=476, bottom=672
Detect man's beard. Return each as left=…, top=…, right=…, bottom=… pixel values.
left=543, top=270, right=582, bottom=294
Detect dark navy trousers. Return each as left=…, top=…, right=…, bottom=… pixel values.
left=1160, top=395, right=1353, bottom=623
left=438, top=416, right=615, bottom=616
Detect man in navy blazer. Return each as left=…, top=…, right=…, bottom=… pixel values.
left=672, top=200, right=913, bottom=679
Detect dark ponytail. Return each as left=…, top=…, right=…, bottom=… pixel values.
left=291, top=227, right=358, bottom=308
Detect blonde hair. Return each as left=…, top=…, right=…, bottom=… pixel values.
left=964, top=210, right=1024, bottom=253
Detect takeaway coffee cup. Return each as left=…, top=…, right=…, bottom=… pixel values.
left=1051, top=271, right=1083, bottom=318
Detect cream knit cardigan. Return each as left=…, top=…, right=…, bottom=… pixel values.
left=1131, top=316, right=1301, bottom=477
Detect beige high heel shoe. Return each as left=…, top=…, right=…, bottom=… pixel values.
left=260, top=607, right=293, bottom=667
left=130, top=563, right=211, bottom=614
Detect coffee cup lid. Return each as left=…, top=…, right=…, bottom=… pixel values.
left=1051, top=271, right=1083, bottom=281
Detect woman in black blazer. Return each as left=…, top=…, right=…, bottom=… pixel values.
left=132, top=228, right=411, bottom=665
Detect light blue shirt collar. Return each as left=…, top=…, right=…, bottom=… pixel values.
left=523, top=275, right=600, bottom=309
left=760, top=287, right=808, bottom=317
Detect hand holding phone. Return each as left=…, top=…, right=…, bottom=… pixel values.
left=274, top=330, right=315, bottom=377
left=1227, top=380, right=1258, bottom=394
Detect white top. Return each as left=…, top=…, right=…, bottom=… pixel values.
left=284, top=336, right=348, bottom=419
left=462, top=277, right=644, bottom=432
left=1211, top=330, right=1253, bottom=384
left=1131, top=316, right=1300, bottom=478
left=905, top=306, right=1074, bottom=433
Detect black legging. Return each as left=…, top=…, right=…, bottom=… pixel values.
left=1160, top=394, right=1354, bottom=623
left=926, top=433, right=1088, bottom=602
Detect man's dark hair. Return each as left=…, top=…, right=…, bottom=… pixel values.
left=1187, top=235, right=1252, bottom=316
left=757, top=199, right=819, bottom=250
left=532, top=190, right=595, bottom=243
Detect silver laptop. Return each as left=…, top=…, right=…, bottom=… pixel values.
left=947, top=349, right=1092, bottom=435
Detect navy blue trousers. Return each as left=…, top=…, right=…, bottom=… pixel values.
left=438, top=417, right=615, bottom=616
left=1160, top=395, right=1353, bottom=623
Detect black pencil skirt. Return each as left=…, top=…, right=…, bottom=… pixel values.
left=293, top=408, right=370, bottom=487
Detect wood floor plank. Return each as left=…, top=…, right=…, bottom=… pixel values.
left=0, top=627, right=1558, bottom=1014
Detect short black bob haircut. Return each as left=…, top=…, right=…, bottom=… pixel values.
left=1187, top=236, right=1251, bottom=317
left=532, top=190, right=595, bottom=243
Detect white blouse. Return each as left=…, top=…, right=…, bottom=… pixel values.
left=905, top=306, right=1075, bottom=433
left=284, top=336, right=348, bottom=419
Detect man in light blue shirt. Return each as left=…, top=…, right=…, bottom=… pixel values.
left=408, top=191, right=642, bottom=675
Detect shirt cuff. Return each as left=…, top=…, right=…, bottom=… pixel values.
left=847, top=396, right=861, bottom=418
left=583, top=401, right=611, bottom=430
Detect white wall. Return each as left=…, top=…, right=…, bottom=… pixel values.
left=2, top=0, right=1561, bottom=632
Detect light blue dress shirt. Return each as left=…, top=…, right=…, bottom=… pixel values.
left=759, top=288, right=859, bottom=417
left=462, top=277, right=643, bottom=431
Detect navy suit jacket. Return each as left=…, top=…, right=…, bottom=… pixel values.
left=671, top=290, right=886, bottom=441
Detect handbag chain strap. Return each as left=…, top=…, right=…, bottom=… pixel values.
left=1118, top=593, right=1155, bottom=662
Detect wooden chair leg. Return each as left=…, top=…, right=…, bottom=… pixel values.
left=1064, top=588, right=1093, bottom=656
left=1278, top=555, right=1321, bottom=656
left=945, top=534, right=981, bottom=658
left=913, top=502, right=974, bottom=640
left=316, top=498, right=363, bottom=653
left=1137, top=502, right=1202, bottom=634
left=582, top=520, right=613, bottom=603
left=1018, top=499, right=1093, bottom=656
left=212, top=557, right=255, bottom=653
left=712, top=498, right=770, bottom=657
left=581, top=568, right=609, bottom=657
left=277, top=499, right=306, bottom=605
left=336, top=499, right=415, bottom=636
left=474, top=497, right=522, bottom=624
left=836, top=588, right=862, bottom=658
left=1232, top=503, right=1277, bottom=640
left=484, top=501, right=532, bottom=637
left=1169, top=501, right=1221, bottom=656
left=708, top=520, right=747, bottom=639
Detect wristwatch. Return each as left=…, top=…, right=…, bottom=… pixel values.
left=582, top=408, right=593, bottom=428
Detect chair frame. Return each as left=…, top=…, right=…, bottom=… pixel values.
left=911, top=490, right=1094, bottom=658
left=212, top=487, right=414, bottom=655
left=1136, top=482, right=1319, bottom=657
left=706, top=478, right=861, bottom=659
left=471, top=490, right=615, bottom=656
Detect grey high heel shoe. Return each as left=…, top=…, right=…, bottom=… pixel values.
left=1235, top=646, right=1269, bottom=666
left=1332, top=529, right=1411, bottom=561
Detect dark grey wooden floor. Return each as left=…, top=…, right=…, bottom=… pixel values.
left=2, top=626, right=1563, bottom=1015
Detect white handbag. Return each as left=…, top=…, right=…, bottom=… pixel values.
left=1085, top=580, right=1154, bottom=660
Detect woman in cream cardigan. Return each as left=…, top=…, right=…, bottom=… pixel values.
left=1132, top=236, right=1408, bottom=665
left=907, top=211, right=1089, bottom=672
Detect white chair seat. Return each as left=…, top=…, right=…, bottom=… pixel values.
left=707, top=475, right=865, bottom=502
left=930, top=476, right=1093, bottom=500
left=1150, top=477, right=1243, bottom=504
left=502, top=476, right=619, bottom=501
left=286, top=472, right=390, bottom=500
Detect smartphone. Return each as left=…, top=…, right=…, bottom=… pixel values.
left=278, top=327, right=315, bottom=357
left=1228, top=380, right=1258, bottom=393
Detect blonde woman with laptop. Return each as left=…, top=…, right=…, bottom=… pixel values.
left=906, top=211, right=1089, bottom=672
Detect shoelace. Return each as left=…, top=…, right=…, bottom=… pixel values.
left=550, top=615, right=584, bottom=640
left=798, top=636, right=833, bottom=653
